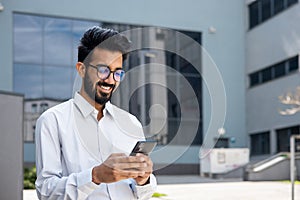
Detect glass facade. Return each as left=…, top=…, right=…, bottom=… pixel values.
left=276, top=125, right=300, bottom=152
left=13, top=13, right=98, bottom=100
left=250, top=131, right=270, bottom=155
left=14, top=13, right=202, bottom=145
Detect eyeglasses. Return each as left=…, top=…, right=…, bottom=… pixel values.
left=88, top=64, right=125, bottom=82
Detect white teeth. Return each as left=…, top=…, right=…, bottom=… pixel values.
left=100, top=86, right=110, bottom=90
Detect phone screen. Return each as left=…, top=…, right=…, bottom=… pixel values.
left=130, top=141, right=157, bottom=156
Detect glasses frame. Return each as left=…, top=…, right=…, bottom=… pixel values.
left=88, top=63, right=125, bottom=82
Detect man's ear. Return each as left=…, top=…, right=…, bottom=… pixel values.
left=76, top=62, right=86, bottom=78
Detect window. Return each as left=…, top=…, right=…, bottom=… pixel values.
left=13, top=63, right=43, bottom=98
left=277, top=125, right=300, bottom=152
left=126, top=29, right=202, bottom=145
left=274, top=62, right=286, bottom=78
left=261, top=67, right=272, bottom=82
left=250, top=131, right=270, bottom=155
left=40, top=103, right=49, bottom=113
left=249, top=1, right=260, bottom=28
left=13, top=13, right=98, bottom=99
left=274, top=0, right=285, bottom=14
left=288, top=56, right=299, bottom=72
left=261, top=0, right=271, bottom=21
left=214, top=137, right=229, bottom=148
left=31, top=103, right=38, bottom=113
left=250, top=72, right=260, bottom=86
left=249, top=0, right=299, bottom=29
left=288, top=0, right=299, bottom=6
left=249, top=55, right=299, bottom=87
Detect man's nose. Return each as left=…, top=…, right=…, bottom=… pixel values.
left=105, top=72, right=115, bottom=84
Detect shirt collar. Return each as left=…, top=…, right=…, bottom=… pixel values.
left=105, top=101, right=115, bottom=118
left=74, top=92, right=94, bottom=118
left=74, top=92, right=115, bottom=118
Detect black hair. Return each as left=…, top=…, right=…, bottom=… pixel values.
left=78, top=26, right=131, bottom=63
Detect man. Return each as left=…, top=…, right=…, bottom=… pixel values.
left=35, top=26, right=157, bottom=200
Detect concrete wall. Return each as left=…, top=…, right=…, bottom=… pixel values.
left=246, top=159, right=300, bottom=181
left=0, top=91, right=23, bottom=200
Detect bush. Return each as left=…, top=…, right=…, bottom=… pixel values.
left=24, top=166, right=36, bottom=189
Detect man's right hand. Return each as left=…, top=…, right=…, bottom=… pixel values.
left=92, top=153, right=148, bottom=184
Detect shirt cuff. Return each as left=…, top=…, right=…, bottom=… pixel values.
left=131, top=174, right=157, bottom=199
left=77, top=167, right=99, bottom=194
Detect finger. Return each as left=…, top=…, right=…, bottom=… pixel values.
left=135, top=153, right=153, bottom=166
left=118, top=169, right=146, bottom=178
left=115, top=155, right=146, bottom=163
left=135, top=153, right=150, bottom=162
left=133, top=155, right=152, bottom=168
left=113, top=162, right=147, bottom=170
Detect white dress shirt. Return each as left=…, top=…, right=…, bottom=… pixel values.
left=35, top=92, right=157, bottom=200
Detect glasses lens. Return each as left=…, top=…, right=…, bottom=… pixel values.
left=114, top=69, right=125, bottom=82
left=97, top=66, right=110, bottom=80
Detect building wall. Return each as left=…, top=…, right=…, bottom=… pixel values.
left=0, top=91, right=23, bottom=200
left=246, top=2, right=300, bottom=155
left=0, top=0, right=246, bottom=168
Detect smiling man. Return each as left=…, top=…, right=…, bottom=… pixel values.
left=35, top=26, right=157, bottom=200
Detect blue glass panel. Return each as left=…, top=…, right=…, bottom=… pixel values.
left=13, top=64, right=43, bottom=98
left=14, top=14, right=43, bottom=64
left=44, top=18, right=72, bottom=66
left=44, top=66, right=73, bottom=99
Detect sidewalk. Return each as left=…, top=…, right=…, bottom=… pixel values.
left=24, top=176, right=300, bottom=200
left=151, top=180, right=300, bottom=200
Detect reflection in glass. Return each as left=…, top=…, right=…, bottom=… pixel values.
left=14, top=14, right=43, bottom=64
left=14, top=64, right=43, bottom=98
left=44, top=18, right=72, bottom=66
left=44, top=66, right=73, bottom=99
left=13, top=13, right=99, bottom=100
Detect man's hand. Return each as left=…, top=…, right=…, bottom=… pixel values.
left=92, top=153, right=153, bottom=185
left=133, top=153, right=153, bottom=185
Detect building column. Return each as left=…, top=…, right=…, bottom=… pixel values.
left=270, top=129, right=277, bottom=155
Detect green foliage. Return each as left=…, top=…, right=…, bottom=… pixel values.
left=24, top=166, right=36, bottom=189
left=281, top=180, right=300, bottom=184
left=152, top=192, right=167, bottom=198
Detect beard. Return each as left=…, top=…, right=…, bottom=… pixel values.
left=83, top=72, right=115, bottom=105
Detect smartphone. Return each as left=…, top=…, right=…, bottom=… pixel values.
left=130, top=140, right=157, bottom=156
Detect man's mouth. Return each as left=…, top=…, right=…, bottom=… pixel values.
left=97, top=82, right=114, bottom=93
left=100, top=85, right=111, bottom=91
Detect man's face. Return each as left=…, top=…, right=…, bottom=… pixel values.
left=83, top=48, right=123, bottom=105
